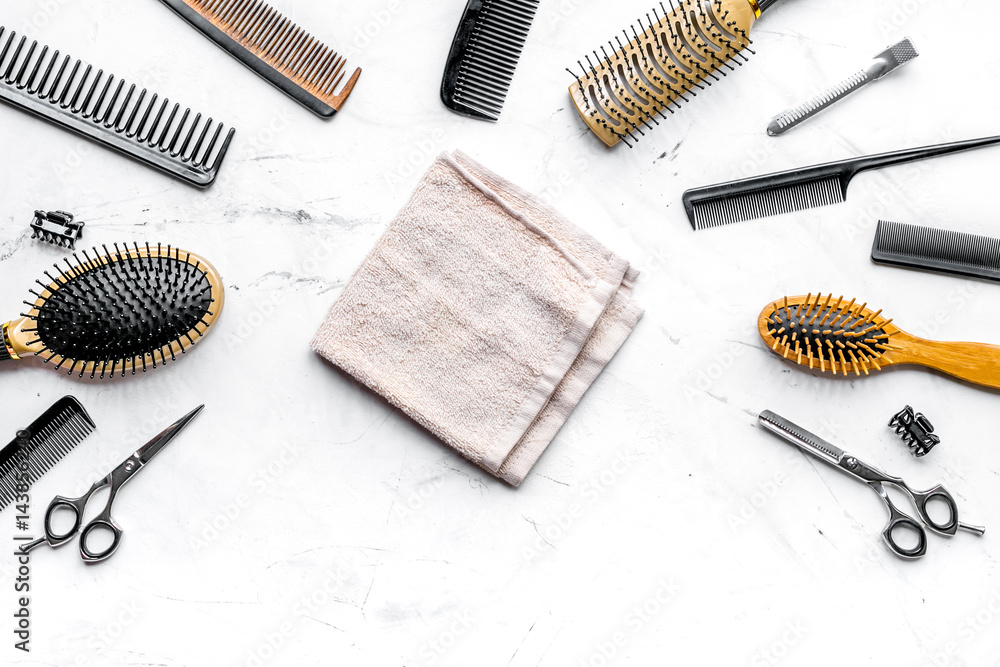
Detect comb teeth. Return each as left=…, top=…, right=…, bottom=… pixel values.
left=0, top=397, right=95, bottom=511
left=567, top=0, right=758, bottom=147
left=160, top=0, right=361, bottom=117
left=0, top=26, right=234, bottom=188
left=872, top=220, right=1000, bottom=282
left=441, top=0, right=542, bottom=121
left=689, top=176, right=845, bottom=230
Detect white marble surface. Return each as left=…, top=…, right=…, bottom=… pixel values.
left=3, top=0, right=1000, bottom=665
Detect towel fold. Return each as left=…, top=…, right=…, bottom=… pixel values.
left=312, top=151, right=643, bottom=485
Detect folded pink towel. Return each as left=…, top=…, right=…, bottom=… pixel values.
left=312, top=151, right=642, bottom=485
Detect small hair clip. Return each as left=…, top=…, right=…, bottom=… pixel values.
left=30, top=210, right=85, bottom=249
left=889, top=405, right=940, bottom=458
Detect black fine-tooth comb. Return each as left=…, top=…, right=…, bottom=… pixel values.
left=0, top=26, right=235, bottom=188
left=158, top=0, right=361, bottom=118
left=872, top=220, right=1000, bottom=282
left=0, top=396, right=95, bottom=511
left=441, top=0, right=541, bottom=121
left=683, top=135, right=1000, bottom=230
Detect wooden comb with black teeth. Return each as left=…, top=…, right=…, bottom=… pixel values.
left=160, top=0, right=361, bottom=118
left=759, top=293, right=1000, bottom=390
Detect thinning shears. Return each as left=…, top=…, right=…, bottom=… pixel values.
left=758, top=410, right=984, bottom=559
left=22, top=405, right=203, bottom=563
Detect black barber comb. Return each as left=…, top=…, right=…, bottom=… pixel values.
left=872, top=220, right=1000, bottom=283
left=0, top=397, right=95, bottom=511
left=441, top=0, right=541, bottom=121
left=0, top=26, right=234, bottom=187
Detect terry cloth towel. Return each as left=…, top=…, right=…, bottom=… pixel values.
left=312, top=151, right=643, bottom=486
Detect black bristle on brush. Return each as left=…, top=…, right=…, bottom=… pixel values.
left=0, top=397, right=95, bottom=511
left=1, top=243, right=225, bottom=379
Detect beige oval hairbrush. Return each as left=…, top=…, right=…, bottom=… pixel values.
left=758, top=293, right=1000, bottom=389
left=2, top=243, right=224, bottom=379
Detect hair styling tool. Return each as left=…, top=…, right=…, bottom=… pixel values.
left=30, top=210, right=85, bottom=249
left=0, top=27, right=233, bottom=188
left=889, top=406, right=940, bottom=458
left=0, top=397, right=95, bottom=511
left=684, top=135, right=1000, bottom=230
left=2, top=243, right=225, bottom=379
left=759, top=293, right=1000, bottom=390
left=567, top=0, right=786, bottom=148
left=758, top=410, right=983, bottom=560
left=159, top=0, right=361, bottom=118
left=872, top=220, right=1000, bottom=283
left=441, top=0, right=541, bottom=121
left=767, top=38, right=918, bottom=136
left=22, top=405, right=202, bottom=563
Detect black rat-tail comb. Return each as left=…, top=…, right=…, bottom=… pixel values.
left=0, top=26, right=234, bottom=188
left=567, top=0, right=785, bottom=148
left=0, top=397, right=95, bottom=511
left=684, top=134, right=1000, bottom=230
left=159, top=0, right=362, bottom=118
left=1, top=243, right=225, bottom=379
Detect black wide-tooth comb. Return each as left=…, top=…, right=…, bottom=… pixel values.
left=1, top=243, right=226, bottom=379
left=0, top=26, right=235, bottom=188
left=0, top=396, right=95, bottom=511
left=683, top=135, right=1000, bottom=230
left=872, top=220, right=1000, bottom=283
left=441, top=0, right=541, bottom=121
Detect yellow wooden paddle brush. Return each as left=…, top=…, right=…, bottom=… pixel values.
left=759, top=293, right=1000, bottom=389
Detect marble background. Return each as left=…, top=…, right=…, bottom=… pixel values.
left=3, top=0, right=1000, bottom=665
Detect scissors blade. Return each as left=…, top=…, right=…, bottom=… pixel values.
left=758, top=410, right=847, bottom=467
left=134, top=405, right=204, bottom=464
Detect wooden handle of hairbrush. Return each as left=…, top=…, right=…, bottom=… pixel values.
left=1, top=318, right=32, bottom=362
left=893, top=331, right=1000, bottom=390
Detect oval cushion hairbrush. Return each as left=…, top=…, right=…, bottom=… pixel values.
left=2, top=243, right=224, bottom=379
left=759, top=293, right=1000, bottom=390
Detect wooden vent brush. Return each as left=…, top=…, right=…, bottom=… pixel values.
left=759, top=293, right=1000, bottom=390
left=159, top=0, right=361, bottom=118
left=567, top=0, right=785, bottom=147
left=2, top=243, right=224, bottom=379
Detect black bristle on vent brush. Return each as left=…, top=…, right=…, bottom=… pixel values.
left=0, top=26, right=234, bottom=188
left=441, top=0, right=541, bottom=121
left=1, top=243, right=225, bottom=379
left=567, top=0, right=787, bottom=148
left=683, top=134, right=1000, bottom=230
left=0, top=397, right=95, bottom=511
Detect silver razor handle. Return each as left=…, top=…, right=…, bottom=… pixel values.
left=767, top=38, right=919, bottom=136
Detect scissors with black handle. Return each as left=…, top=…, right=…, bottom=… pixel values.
left=22, top=405, right=203, bottom=563
left=758, top=410, right=984, bottom=559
